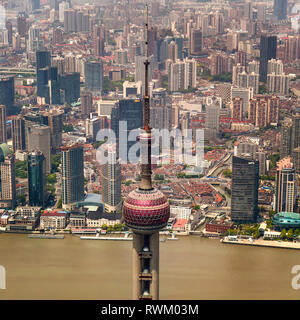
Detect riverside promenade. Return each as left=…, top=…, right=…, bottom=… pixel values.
left=221, top=237, right=300, bottom=250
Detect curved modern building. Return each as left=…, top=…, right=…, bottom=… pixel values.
left=272, top=212, right=300, bottom=229
left=0, top=143, right=12, bottom=162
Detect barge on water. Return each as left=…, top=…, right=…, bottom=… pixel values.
left=28, top=234, right=65, bottom=239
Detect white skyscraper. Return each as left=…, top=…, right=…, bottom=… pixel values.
left=59, top=1, right=70, bottom=23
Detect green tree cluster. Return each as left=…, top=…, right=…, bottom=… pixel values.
left=63, top=124, right=74, bottom=133
left=223, top=169, right=232, bottom=178
left=51, top=154, right=61, bottom=173
left=15, top=161, right=27, bottom=179
left=47, top=174, right=57, bottom=184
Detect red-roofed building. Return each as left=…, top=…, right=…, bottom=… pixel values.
left=40, top=209, right=67, bottom=229
left=172, top=218, right=188, bottom=232
left=205, top=220, right=234, bottom=234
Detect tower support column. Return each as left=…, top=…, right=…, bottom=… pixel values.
left=150, top=231, right=159, bottom=300
left=132, top=232, right=143, bottom=300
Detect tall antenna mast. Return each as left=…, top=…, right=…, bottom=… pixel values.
left=143, top=4, right=150, bottom=132
left=140, top=4, right=152, bottom=191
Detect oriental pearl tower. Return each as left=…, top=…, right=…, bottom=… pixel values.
left=122, top=6, right=170, bottom=301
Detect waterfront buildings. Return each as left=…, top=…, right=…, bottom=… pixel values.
left=27, top=151, right=46, bottom=208
left=40, top=209, right=67, bottom=230
left=62, top=144, right=84, bottom=210
left=0, top=145, right=16, bottom=209
left=100, top=144, right=122, bottom=213
left=275, top=157, right=297, bottom=213
left=231, top=155, right=259, bottom=223
left=272, top=211, right=300, bottom=229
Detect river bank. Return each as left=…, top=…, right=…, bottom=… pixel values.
left=222, top=237, right=300, bottom=250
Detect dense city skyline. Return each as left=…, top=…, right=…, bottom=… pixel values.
left=0, top=0, right=300, bottom=303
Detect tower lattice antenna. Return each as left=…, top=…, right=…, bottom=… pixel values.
left=143, top=4, right=150, bottom=132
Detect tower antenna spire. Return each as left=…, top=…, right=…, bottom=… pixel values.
left=139, top=4, right=152, bottom=190
left=143, top=4, right=150, bottom=132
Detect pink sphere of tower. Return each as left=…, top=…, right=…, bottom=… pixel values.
left=123, top=188, right=170, bottom=233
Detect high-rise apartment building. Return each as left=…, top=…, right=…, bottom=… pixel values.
left=293, top=147, right=300, bottom=174
left=231, top=86, right=254, bottom=116
left=62, top=144, right=85, bottom=210
left=231, top=155, right=259, bottom=223
left=211, top=53, right=233, bottom=75
left=236, top=71, right=259, bottom=94
left=236, top=142, right=258, bottom=159
left=118, top=98, right=143, bottom=160
left=248, top=95, right=279, bottom=127
left=17, top=15, right=27, bottom=37
left=150, top=104, right=172, bottom=131
left=28, top=151, right=47, bottom=207
left=259, top=35, right=277, bottom=82
left=0, top=105, right=6, bottom=144
left=48, top=110, right=63, bottom=151
left=0, top=77, right=14, bottom=115
left=280, top=118, right=293, bottom=159
left=235, top=51, right=247, bottom=66
left=86, top=116, right=107, bottom=142
left=168, top=58, right=196, bottom=92
left=190, top=28, right=202, bottom=56
left=291, top=114, right=300, bottom=150
left=0, top=147, right=16, bottom=209
left=274, top=0, right=287, bottom=21
left=84, top=61, right=103, bottom=93
left=27, top=125, right=51, bottom=174
left=11, top=115, right=25, bottom=152
left=80, top=91, right=93, bottom=116
left=267, top=73, right=291, bottom=95
left=231, top=97, right=243, bottom=120
left=101, top=144, right=122, bottom=213
left=59, top=1, right=69, bottom=23
left=58, top=72, right=80, bottom=104
left=93, top=25, right=105, bottom=57
left=256, top=152, right=267, bottom=176
left=275, top=157, right=297, bottom=213
left=284, top=36, right=300, bottom=62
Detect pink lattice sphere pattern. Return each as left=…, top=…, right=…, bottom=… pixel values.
left=123, top=188, right=170, bottom=232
